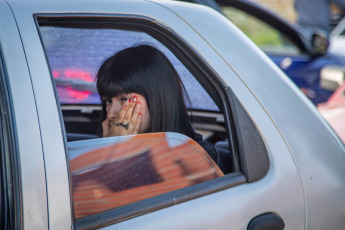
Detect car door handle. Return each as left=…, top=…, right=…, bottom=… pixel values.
left=248, top=213, right=285, bottom=230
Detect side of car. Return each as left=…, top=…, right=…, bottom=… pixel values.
left=1, top=0, right=345, bottom=230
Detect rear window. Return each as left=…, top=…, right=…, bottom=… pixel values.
left=38, top=21, right=231, bottom=220
left=40, top=27, right=218, bottom=111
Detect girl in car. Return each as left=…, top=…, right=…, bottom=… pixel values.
left=96, top=44, right=224, bottom=171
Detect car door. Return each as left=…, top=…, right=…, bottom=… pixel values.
left=7, top=0, right=305, bottom=229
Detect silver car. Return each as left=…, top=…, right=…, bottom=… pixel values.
left=1, top=0, right=345, bottom=229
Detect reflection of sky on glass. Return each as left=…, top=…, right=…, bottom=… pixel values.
left=68, top=132, right=189, bottom=160
left=40, top=27, right=218, bottom=111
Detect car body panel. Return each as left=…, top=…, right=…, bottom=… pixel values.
left=2, top=0, right=345, bottom=229
left=0, top=1, right=49, bottom=228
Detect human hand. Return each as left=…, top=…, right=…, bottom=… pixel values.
left=102, top=95, right=142, bottom=137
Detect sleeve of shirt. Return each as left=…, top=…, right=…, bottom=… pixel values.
left=198, top=140, right=225, bottom=173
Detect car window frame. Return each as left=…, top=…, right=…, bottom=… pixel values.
left=35, top=13, right=268, bottom=229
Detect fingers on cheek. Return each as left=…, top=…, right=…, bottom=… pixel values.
left=125, top=100, right=136, bottom=116
left=129, top=99, right=137, bottom=111
left=117, top=101, right=129, bottom=121
left=134, top=101, right=141, bottom=113
left=130, top=96, right=139, bottom=109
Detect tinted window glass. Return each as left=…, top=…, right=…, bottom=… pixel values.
left=70, top=132, right=224, bottom=218
left=40, top=27, right=218, bottom=111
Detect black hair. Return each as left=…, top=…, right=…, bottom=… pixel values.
left=96, top=44, right=196, bottom=139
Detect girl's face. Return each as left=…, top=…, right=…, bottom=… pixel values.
left=104, top=93, right=150, bottom=133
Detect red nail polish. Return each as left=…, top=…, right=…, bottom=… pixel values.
left=133, top=95, right=137, bottom=102
left=139, top=112, right=142, bottom=116
left=128, top=99, right=131, bottom=103
left=138, top=101, right=141, bottom=105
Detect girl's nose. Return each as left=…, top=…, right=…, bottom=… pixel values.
left=106, top=101, right=121, bottom=120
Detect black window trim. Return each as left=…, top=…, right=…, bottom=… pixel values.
left=34, top=13, right=268, bottom=229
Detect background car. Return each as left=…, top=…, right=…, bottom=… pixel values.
left=183, top=0, right=345, bottom=105
left=1, top=0, right=345, bottom=229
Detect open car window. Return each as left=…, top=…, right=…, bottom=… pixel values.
left=39, top=27, right=218, bottom=111
left=39, top=24, right=226, bottom=142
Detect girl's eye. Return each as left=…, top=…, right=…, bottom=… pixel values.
left=121, top=97, right=129, bottom=102
left=102, top=98, right=112, bottom=104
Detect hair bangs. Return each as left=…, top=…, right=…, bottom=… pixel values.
left=97, top=74, right=123, bottom=99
